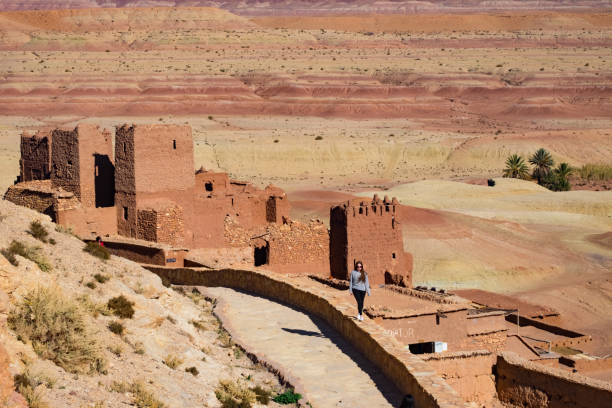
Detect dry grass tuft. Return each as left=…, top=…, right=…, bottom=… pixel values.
left=162, top=354, right=183, bottom=369
left=215, top=379, right=256, bottom=408
left=28, top=220, right=49, bottom=243
left=107, top=295, right=135, bottom=319
left=8, top=286, right=106, bottom=374
left=83, top=241, right=111, bottom=260
left=2, top=240, right=52, bottom=272
left=110, top=381, right=166, bottom=408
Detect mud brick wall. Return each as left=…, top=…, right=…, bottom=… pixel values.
left=20, top=133, right=51, bottom=181
left=143, top=265, right=469, bottom=408
left=51, top=128, right=81, bottom=199
left=56, top=206, right=117, bottom=237
left=330, top=196, right=412, bottom=285
left=115, top=124, right=195, bottom=245
left=377, top=309, right=470, bottom=350
left=115, top=125, right=137, bottom=238
left=50, top=125, right=114, bottom=209
left=76, top=125, right=113, bottom=208
left=423, top=351, right=497, bottom=405
left=267, top=220, right=329, bottom=268
left=496, top=352, right=612, bottom=408
left=131, top=124, right=194, bottom=193
left=100, top=240, right=186, bottom=266
left=195, top=170, right=230, bottom=194
left=137, top=203, right=185, bottom=247
left=560, top=356, right=612, bottom=372
left=192, top=198, right=228, bottom=248
left=467, top=312, right=508, bottom=336
left=3, top=183, right=57, bottom=220
left=266, top=195, right=290, bottom=223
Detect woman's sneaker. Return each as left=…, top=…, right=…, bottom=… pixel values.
left=359, top=315, right=364, bottom=321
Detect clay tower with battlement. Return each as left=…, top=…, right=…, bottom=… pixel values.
left=330, top=195, right=412, bottom=286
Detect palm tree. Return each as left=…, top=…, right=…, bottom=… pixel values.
left=529, top=148, right=554, bottom=185
left=554, top=162, right=573, bottom=179
left=503, top=154, right=529, bottom=179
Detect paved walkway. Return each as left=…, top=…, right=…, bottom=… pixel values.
left=202, top=287, right=403, bottom=408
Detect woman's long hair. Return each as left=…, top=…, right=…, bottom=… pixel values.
left=355, top=261, right=366, bottom=282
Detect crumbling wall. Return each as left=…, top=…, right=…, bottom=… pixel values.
left=19, top=131, right=51, bottom=182
left=496, top=352, right=612, bottom=408
left=51, top=127, right=80, bottom=198
left=267, top=219, right=329, bottom=274
left=330, top=195, right=412, bottom=285
left=115, top=125, right=137, bottom=238
left=51, top=124, right=114, bottom=208
left=3, top=181, right=58, bottom=220
left=137, top=201, right=185, bottom=247
left=99, top=239, right=186, bottom=266
left=195, top=169, right=230, bottom=194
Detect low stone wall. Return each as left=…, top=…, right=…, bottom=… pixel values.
left=560, top=356, right=612, bottom=372
left=422, top=351, right=497, bottom=405
left=506, top=314, right=591, bottom=348
left=496, top=352, right=612, bottom=408
left=143, top=265, right=468, bottom=408
left=97, top=240, right=186, bottom=266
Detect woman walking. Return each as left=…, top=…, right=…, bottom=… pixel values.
left=349, top=261, right=370, bottom=321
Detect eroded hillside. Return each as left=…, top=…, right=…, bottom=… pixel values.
left=0, top=199, right=296, bottom=408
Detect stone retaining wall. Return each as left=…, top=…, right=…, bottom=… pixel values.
left=496, top=352, right=612, bottom=408
left=143, top=265, right=469, bottom=408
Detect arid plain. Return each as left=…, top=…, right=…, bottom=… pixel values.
left=0, top=5, right=611, bottom=359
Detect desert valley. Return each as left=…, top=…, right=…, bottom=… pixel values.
left=0, top=1, right=611, bottom=408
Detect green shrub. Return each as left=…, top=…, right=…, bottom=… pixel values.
left=108, top=321, right=125, bottom=336
left=217, top=329, right=233, bottom=348
left=215, top=379, right=256, bottom=408
left=86, top=281, right=96, bottom=289
left=83, top=241, right=110, bottom=260
left=107, top=295, right=135, bottom=319
left=8, top=287, right=106, bottom=374
left=185, top=366, right=199, bottom=376
left=251, top=385, right=271, bottom=405
left=93, top=273, right=110, bottom=283
left=28, top=220, right=49, bottom=243
left=3, top=240, right=52, bottom=272
left=1, top=247, right=18, bottom=266
left=273, top=389, right=302, bottom=404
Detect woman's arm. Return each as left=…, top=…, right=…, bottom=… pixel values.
left=348, top=271, right=353, bottom=294
left=365, top=273, right=371, bottom=296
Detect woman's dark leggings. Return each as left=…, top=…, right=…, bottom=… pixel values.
left=353, top=289, right=366, bottom=315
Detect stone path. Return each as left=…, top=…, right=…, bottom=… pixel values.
left=202, top=287, right=403, bottom=408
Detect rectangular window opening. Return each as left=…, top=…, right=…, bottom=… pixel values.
left=392, top=253, right=396, bottom=259
left=173, top=139, right=177, bottom=149
left=123, top=206, right=128, bottom=220
left=205, top=182, right=213, bottom=192
left=123, top=142, right=127, bottom=154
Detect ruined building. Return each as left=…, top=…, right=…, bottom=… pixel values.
left=330, top=195, right=412, bottom=286
left=6, top=124, right=290, bottom=250
left=7, top=123, right=412, bottom=283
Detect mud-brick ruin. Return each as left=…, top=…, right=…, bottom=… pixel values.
left=330, top=195, right=412, bottom=286
left=5, top=123, right=411, bottom=284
